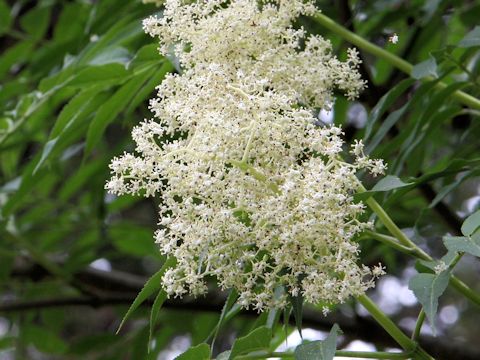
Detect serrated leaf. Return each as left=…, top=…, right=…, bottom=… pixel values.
left=149, top=290, right=168, bottom=346
left=229, top=326, right=272, bottom=359
left=175, top=343, right=210, bottom=360
left=459, top=26, right=480, bottom=48
left=411, top=57, right=438, bottom=79
left=461, top=210, right=480, bottom=236
left=116, top=257, right=176, bottom=334
left=294, top=324, right=341, bottom=360
left=408, top=271, right=450, bottom=335
left=444, top=233, right=480, bottom=257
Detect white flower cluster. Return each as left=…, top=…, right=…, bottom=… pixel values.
left=107, top=0, right=386, bottom=311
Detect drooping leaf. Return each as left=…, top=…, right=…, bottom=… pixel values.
left=229, top=326, right=272, bottom=359
left=84, top=69, right=153, bottom=155
left=411, top=57, right=438, bottom=79
left=116, top=257, right=176, bottom=334
left=175, top=343, right=210, bottom=360
left=289, top=292, right=304, bottom=338
left=294, top=324, right=341, bottom=360
left=408, top=271, right=450, bottom=335
left=364, top=78, right=415, bottom=141
left=461, top=209, right=480, bottom=236
left=210, top=289, right=239, bottom=348
left=458, top=26, right=480, bottom=48
left=149, top=290, right=168, bottom=346
left=366, top=103, right=409, bottom=154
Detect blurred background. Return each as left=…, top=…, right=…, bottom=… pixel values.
left=0, top=0, right=479, bottom=359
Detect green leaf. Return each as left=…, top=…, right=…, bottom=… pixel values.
left=294, top=324, right=341, bottom=360
left=110, top=223, right=159, bottom=257
left=20, top=5, right=51, bottom=40
left=209, top=289, right=238, bottom=346
left=366, top=104, right=408, bottom=154
left=116, top=257, right=176, bottom=334
left=444, top=233, right=480, bottom=257
left=289, top=292, right=304, bottom=338
left=458, top=26, right=480, bottom=48
left=217, top=351, right=231, bottom=360
left=229, top=326, right=272, bottom=359
left=33, top=138, right=58, bottom=174
left=50, top=88, right=103, bottom=139
left=355, top=175, right=412, bottom=201
left=364, top=78, right=414, bottom=141
left=411, top=57, right=438, bottom=79
left=175, top=343, right=210, bottom=360
left=23, top=325, right=68, bottom=355
left=149, top=290, right=168, bottom=346
left=66, top=64, right=130, bottom=88
left=461, top=209, right=480, bottom=236
left=84, top=70, right=152, bottom=155
left=371, top=175, right=412, bottom=192
left=88, top=46, right=132, bottom=66
left=408, top=271, right=450, bottom=335
left=125, top=61, right=174, bottom=115
left=0, top=0, right=12, bottom=35
left=129, top=44, right=164, bottom=71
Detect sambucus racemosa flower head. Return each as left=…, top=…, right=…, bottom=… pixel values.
left=107, top=0, right=386, bottom=311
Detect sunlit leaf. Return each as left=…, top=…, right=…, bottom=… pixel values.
left=294, top=324, right=341, bottom=360
left=175, top=343, right=210, bottom=360
left=408, top=271, right=450, bottom=336
left=229, top=326, right=272, bottom=359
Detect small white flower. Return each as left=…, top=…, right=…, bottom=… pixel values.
left=434, top=261, right=449, bottom=274
left=389, top=33, right=399, bottom=44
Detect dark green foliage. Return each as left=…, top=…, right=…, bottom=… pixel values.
left=1, top=0, right=480, bottom=359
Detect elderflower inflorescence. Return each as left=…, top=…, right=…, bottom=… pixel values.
left=107, top=0, right=386, bottom=311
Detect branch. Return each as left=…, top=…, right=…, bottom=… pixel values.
left=314, top=13, right=480, bottom=111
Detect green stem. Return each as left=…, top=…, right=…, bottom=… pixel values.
left=314, top=13, right=480, bottom=111
left=235, top=352, right=293, bottom=359
left=335, top=350, right=412, bottom=359
left=357, top=295, right=434, bottom=360
left=362, top=194, right=431, bottom=261
left=236, top=350, right=413, bottom=359
left=363, top=230, right=416, bottom=254
left=412, top=309, right=426, bottom=341
left=357, top=295, right=414, bottom=351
